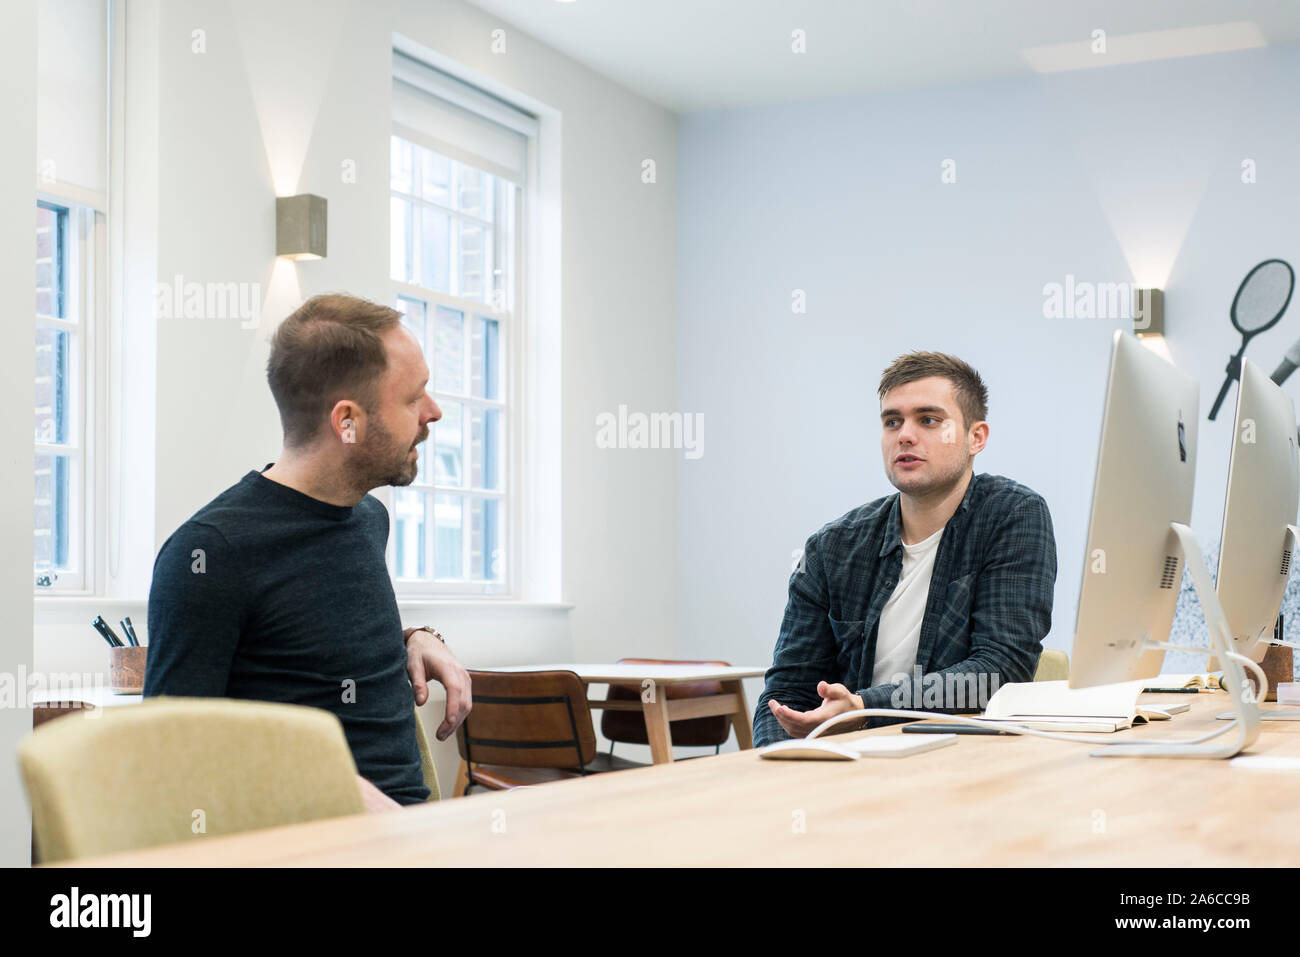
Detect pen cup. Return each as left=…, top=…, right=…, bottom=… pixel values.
left=108, top=645, right=148, bottom=694
left=1245, top=644, right=1294, bottom=703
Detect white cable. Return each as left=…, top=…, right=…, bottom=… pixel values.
left=804, top=707, right=1241, bottom=748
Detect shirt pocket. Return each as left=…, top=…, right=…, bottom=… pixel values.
left=934, top=573, right=977, bottom=659
left=828, top=615, right=866, bottom=674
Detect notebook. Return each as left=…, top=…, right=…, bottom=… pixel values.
left=759, top=733, right=958, bottom=761
left=978, top=679, right=1179, bottom=732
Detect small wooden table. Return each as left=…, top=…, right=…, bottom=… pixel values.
left=481, top=663, right=767, bottom=764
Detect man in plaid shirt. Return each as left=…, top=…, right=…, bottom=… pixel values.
left=754, top=352, right=1057, bottom=746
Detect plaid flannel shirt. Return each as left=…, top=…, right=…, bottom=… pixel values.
left=753, top=472, right=1057, bottom=746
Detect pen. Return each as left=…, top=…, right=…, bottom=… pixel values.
left=120, top=617, right=139, bottom=647
left=91, top=616, right=122, bottom=648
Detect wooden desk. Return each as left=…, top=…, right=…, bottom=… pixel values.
left=65, top=693, right=1300, bottom=867
left=479, top=663, right=767, bottom=764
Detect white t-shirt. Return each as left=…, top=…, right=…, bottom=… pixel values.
left=871, top=526, right=945, bottom=687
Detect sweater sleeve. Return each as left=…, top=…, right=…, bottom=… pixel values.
left=142, top=521, right=244, bottom=698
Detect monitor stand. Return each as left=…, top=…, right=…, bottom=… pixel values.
left=1217, top=523, right=1300, bottom=721
left=1093, top=522, right=1261, bottom=758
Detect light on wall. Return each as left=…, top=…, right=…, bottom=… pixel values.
left=1134, top=288, right=1164, bottom=338
left=276, top=194, right=328, bottom=260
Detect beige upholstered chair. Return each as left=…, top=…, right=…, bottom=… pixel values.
left=19, top=697, right=367, bottom=862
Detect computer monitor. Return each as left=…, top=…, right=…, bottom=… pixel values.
left=1070, top=331, right=1199, bottom=689
left=1216, top=358, right=1299, bottom=663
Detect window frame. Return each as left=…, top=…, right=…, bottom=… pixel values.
left=387, top=134, right=527, bottom=600
left=34, top=192, right=107, bottom=595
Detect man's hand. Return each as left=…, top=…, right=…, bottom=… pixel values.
left=357, top=775, right=401, bottom=813
left=404, top=628, right=472, bottom=741
left=768, top=681, right=865, bottom=738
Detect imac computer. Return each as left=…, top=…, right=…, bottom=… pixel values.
left=1069, top=331, right=1261, bottom=757
left=1214, top=357, right=1300, bottom=719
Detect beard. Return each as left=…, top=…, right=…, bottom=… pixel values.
left=352, top=414, right=426, bottom=490
left=888, top=453, right=969, bottom=499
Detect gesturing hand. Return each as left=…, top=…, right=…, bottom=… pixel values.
left=768, top=681, right=865, bottom=738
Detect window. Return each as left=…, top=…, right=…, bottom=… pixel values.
left=388, top=53, right=533, bottom=597
left=35, top=200, right=98, bottom=591
left=35, top=0, right=109, bottom=594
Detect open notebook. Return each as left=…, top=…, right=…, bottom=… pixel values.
left=978, top=679, right=1188, bottom=732
left=759, top=733, right=958, bottom=760
left=1144, top=673, right=1223, bottom=692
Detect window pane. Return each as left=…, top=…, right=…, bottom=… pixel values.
left=396, top=296, right=426, bottom=350
left=434, top=492, right=463, bottom=579
left=419, top=206, right=450, bottom=293
left=34, top=452, right=70, bottom=571
left=433, top=306, right=464, bottom=394
left=491, top=179, right=514, bottom=310
left=35, top=326, right=70, bottom=444
left=471, top=315, right=500, bottom=400
left=471, top=407, right=502, bottom=491
left=390, top=196, right=414, bottom=283
left=420, top=147, right=450, bottom=206
left=471, top=497, right=502, bottom=582
left=456, top=219, right=487, bottom=301
left=36, top=204, right=62, bottom=318
left=392, top=489, right=427, bottom=580
left=434, top=400, right=463, bottom=486
left=390, top=135, right=413, bottom=194
left=455, top=162, right=486, bottom=218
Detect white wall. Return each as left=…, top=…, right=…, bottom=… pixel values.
left=33, top=0, right=680, bottom=790
left=1, top=0, right=36, bottom=868
left=676, top=46, right=1300, bottom=685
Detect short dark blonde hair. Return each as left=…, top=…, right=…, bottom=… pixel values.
left=267, top=294, right=402, bottom=447
left=878, top=351, right=988, bottom=428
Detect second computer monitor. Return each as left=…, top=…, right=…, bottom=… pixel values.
left=1215, top=357, right=1300, bottom=662
left=1070, top=331, right=1200, bottom=689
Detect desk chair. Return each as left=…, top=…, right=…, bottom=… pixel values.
left=18, top=697, right=366, bottom=863
left=601, top=657, right=733, bottom=757
left=412, top=706, right=441, bottom=802
left=1034, top=649, right=1070, bottom=682
left=454, top=670, right=643, bottom=796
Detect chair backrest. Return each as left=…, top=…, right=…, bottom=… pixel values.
left=602, top=658, right=732, bottom=747
left=412, top=706, right=441, bottom=801
left=1034, top=649, right=1070, bottom=682
left=19, top=697, right=365, bottom=863
left=456, top=671, right=596, bottom=769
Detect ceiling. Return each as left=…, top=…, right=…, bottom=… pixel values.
left=463, top=0, right=1300, bottom=112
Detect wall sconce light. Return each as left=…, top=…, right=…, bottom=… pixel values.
left=1134, top=288, right=1164, bottom=339
left=276, top=194, right=327, bottom=260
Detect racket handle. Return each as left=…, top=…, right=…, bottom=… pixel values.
left=1208, top=373, right=1234, bottom=421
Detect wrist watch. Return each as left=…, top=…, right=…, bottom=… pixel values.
left=406, top=626, right=446, bottom=645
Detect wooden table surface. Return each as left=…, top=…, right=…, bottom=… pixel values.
left=65, top=692, right=1300, bottom=867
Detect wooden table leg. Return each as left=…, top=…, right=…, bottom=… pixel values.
left=721, top=680, right=754, bottom=750
left=642, top=694, right=675, bottom=764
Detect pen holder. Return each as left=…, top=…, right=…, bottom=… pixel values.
left=108, top=645, right=147, bottom=694
left=1244, top=644, right=1293, bottom=703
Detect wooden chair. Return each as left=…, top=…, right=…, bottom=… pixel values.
left=601, top=657, right=733, bottom=757
left=454, top=670, right=643, bottom=796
